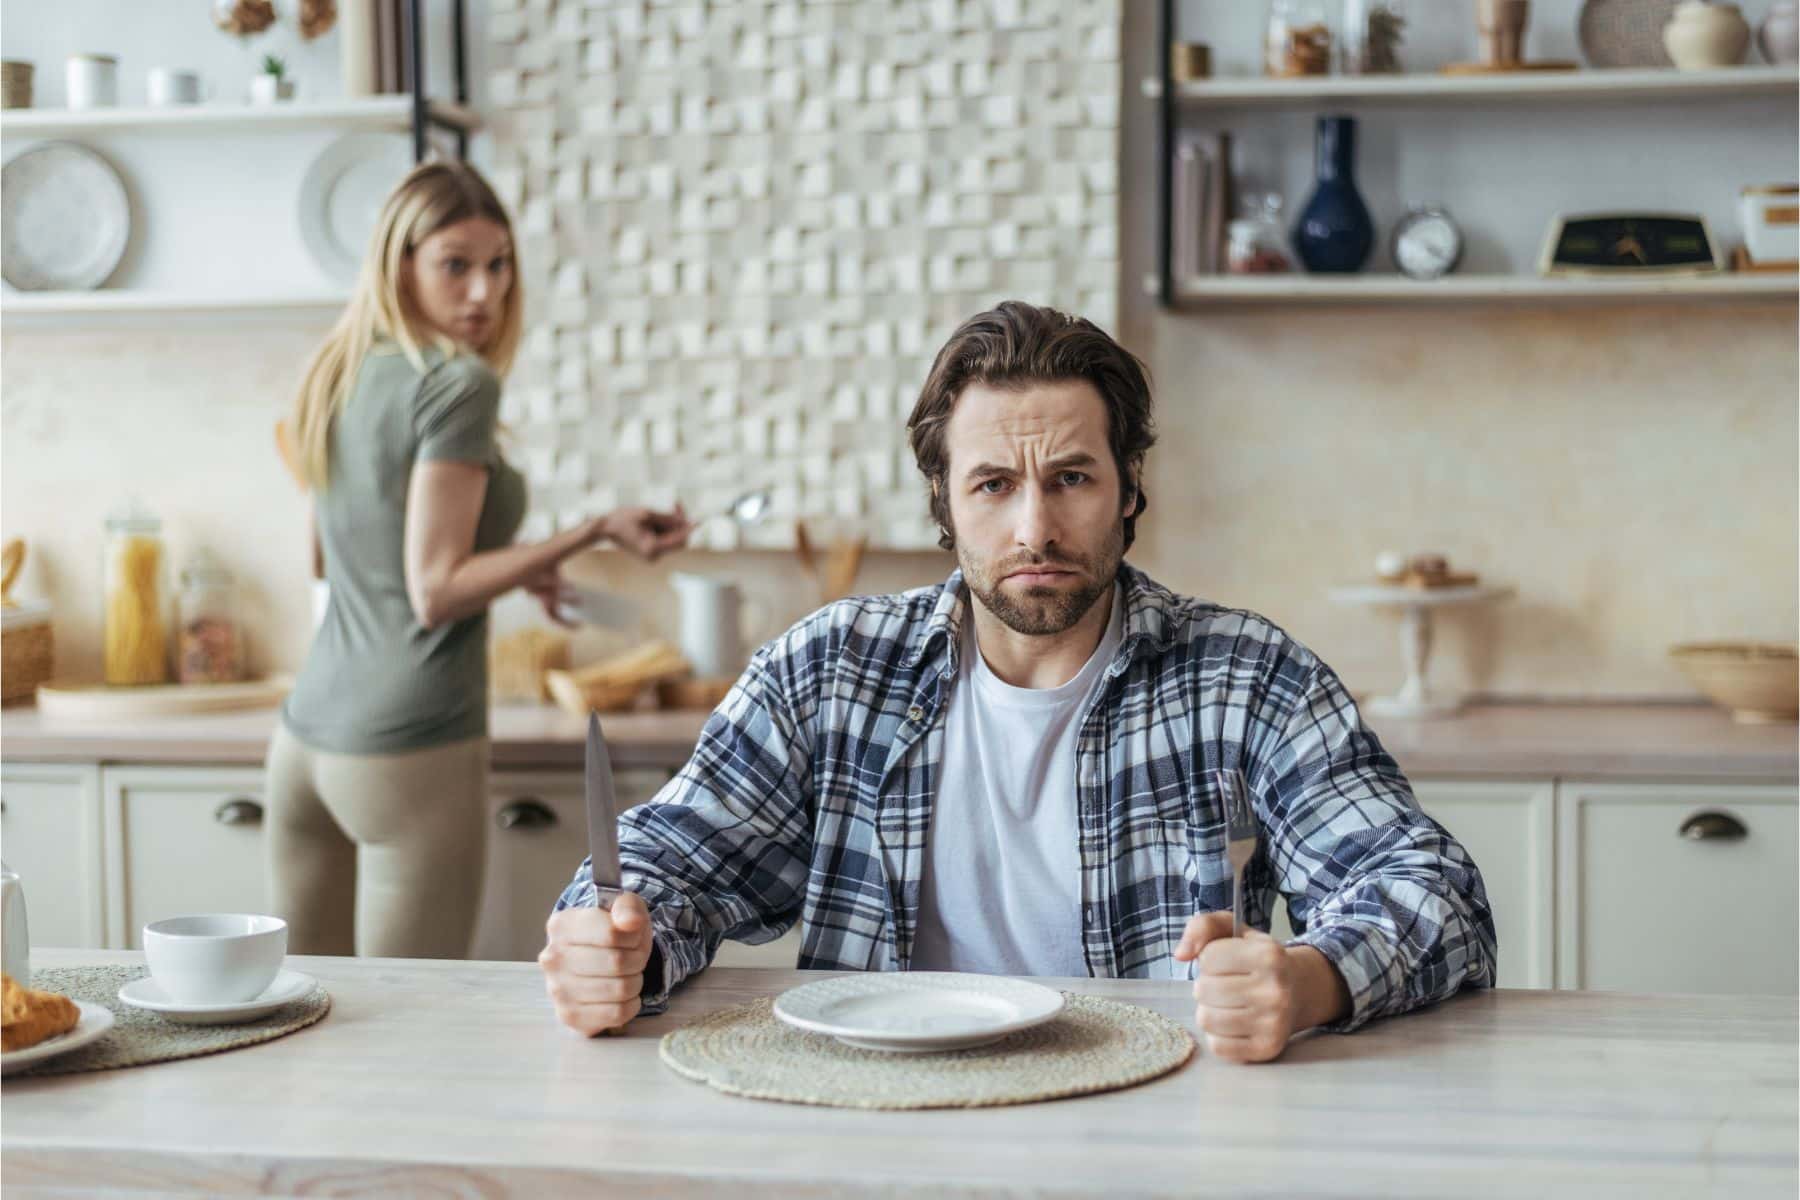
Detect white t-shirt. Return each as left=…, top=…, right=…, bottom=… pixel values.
left=910, top=586, right=1124, bottom=976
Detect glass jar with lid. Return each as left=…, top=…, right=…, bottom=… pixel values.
left=177, top=550, right=243, bottom=684
left=1226, top=192, right=1294, bottom=273
left=1341, top=0, right=1407, bottom=74
left=102, top=503, right=169, bottom=685
left=1265, top=0, right=1335, bottom=76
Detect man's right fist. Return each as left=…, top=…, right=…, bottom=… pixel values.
left=539, top=890, right=654, bottom=1036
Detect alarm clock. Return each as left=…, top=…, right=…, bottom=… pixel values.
left=1391, top=208, right=1464, bottom=280
left=1538, top=213, right=1720, bottom=276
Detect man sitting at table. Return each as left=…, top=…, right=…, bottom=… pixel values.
left=540, top=301, right=1496, bottom=1063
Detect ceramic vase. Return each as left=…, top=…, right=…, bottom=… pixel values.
left=1293, top=115, right=1374, bottom=273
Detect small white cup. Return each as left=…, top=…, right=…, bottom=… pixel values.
left=147, top=68, right=201, bottom=107
left=65, top=54, right=118, bottom=110
left=143, top=914, right=286, bottom=1005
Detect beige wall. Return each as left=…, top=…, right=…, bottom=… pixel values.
left=4, top=299, right=1793, bottom=703
left=4, top=6, right=1795, bottom=701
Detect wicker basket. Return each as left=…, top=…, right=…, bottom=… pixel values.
left=2, top=603, right=53, bottom=705
left=542, top=669, right=642, bottom=716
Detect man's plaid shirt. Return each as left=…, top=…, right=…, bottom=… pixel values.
left=557, top=562, right=1497, bottom=1032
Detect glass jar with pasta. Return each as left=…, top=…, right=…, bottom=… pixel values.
left=103, top=506, right=170, bottom=685
left=1265, top=0, right=1335, bottom=76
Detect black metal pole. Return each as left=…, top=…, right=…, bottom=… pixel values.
left=453, top=0, right=468, bottom=104
left=1156, top=0, right=1176, bottom=307
left=407, top=0, right=426, bottom=163
left=452, top=0, right=468, bottom=157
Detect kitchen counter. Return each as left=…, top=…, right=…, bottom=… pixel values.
left=1, top=700, right=1794, bottom=781
left=7, top=950, right=1796, bottom=1197
left=0, top=702, right=711, bottom=770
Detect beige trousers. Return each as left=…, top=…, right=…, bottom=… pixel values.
left=264, top=725, right=489, bottom=959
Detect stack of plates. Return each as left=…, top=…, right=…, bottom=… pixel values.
left=1, top=60, right=33, bottom=109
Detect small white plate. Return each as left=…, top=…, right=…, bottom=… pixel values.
left=1, top=1000, right=115, bottom=1076
left=118, top=969, right=316, bottom=1026
left=0, top=141, right=131, bottom=291
left=772, top=973, right=1065, bottom=1054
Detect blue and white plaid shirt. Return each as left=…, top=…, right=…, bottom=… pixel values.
left=556, top=563, right=1497, bottom=1032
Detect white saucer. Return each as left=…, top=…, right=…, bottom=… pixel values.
left=118, top=969, right=316, bottom=1025
left=1, top=1000, right=115, bottom=1075
left=772, top=973, right=1066, bottom=1054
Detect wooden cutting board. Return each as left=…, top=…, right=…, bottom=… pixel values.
left=36, top=675, right=293, bottom=719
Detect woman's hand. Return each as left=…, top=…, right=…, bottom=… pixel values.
left=601, top=504, right=693, bottom=562
left=522, top=566, right=577, bottom=628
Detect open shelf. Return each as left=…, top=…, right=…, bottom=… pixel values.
left=0, top=96, right=480, bottom=138
left=0, top=290, right=350, bottom=324
left=1153, top=273, right=1800, bottom=306
left=1144, top=65, right=1800, bottom=107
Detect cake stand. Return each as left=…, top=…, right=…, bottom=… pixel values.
left=1328, top=583, right=1515, bottom=719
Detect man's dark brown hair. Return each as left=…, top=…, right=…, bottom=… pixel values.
left=907, top=300, right=1157, bottom=551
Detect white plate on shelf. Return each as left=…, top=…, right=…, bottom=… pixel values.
left=1, top=999, right=115, bottom=1075
left=298, top=132, right=413, bottom=285
left=772, top=973, right=1065, bottom=1054
left=0, top=141, right=130, bottom=291
left=118, top=969, right=316, bottom=1026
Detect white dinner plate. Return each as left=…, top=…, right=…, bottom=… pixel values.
left=298, top=132, right=413, bottom=284
left=1, top=141, right=131, bottom=291
left=0, top=999, right=115, bottom=1075
left=772, top=973, right=1065, bottom=1054
left=118, top=969, right=316, bottom=1026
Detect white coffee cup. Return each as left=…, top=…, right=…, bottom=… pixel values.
left=65, top=54, right=118, bottom=110
left=143, top=913, right=286, bottom=1005
left=146, top=68, right=201, bottom=107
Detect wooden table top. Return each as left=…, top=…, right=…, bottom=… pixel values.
left=6, top=951, right=1796, bottom=1197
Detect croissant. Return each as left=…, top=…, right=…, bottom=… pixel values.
left=2, top=973, right=81, bottom=1052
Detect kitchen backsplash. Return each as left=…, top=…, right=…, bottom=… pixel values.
left=3, top=295, right=1793, bottom=700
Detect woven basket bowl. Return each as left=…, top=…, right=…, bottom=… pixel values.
left=1669, top=642, right=1798, bottom=724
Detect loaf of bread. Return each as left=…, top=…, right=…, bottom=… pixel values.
left=2, top=972, right=80, bottom=1052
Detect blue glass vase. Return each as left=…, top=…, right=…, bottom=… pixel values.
left=1292, top=116, right=1374, bottom=273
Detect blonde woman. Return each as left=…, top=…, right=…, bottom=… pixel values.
left=268, top=161, right=691, bottom=958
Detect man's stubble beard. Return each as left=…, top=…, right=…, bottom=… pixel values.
left=955, top=519, right=1125, bottom=637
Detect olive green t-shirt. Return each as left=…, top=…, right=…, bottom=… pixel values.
left=283, top=344, right=527, bottom=754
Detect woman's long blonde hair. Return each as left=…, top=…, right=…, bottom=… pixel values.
left=291, top=160, right=524, bottom=489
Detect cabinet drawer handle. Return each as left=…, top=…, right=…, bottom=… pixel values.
left=497, top=799, right=557, bottom=831
left=1679, top=810, right=1747, bottom=841
left=214, top=798, right=264, bottom=826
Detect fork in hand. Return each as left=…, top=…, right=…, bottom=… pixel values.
left=1222, top=769, right=1258, bottom=938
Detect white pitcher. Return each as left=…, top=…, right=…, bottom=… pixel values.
left=2, top=861, right=30, bottom=987
left=670, top=573, right=748, bottom=679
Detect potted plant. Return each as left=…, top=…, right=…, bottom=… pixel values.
left=249, top=54, right=294, bottom=104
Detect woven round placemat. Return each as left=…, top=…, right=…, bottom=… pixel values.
left=660, top=992, right=1194, bottom=1110
left=11, top=966, right=331, bottom=1078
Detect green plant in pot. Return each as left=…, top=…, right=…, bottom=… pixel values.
left=250, top=53, right=295, bottom=104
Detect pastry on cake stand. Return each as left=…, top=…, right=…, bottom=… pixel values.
left=1330, top=554, right=1514, bottom=720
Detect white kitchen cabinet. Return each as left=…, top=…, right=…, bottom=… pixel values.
left=1557, top=781, right=1799, bottom=995
left=102, top=766, right=271, bottom=949
left=472, top=767, right=672, bottom=962
left=1413, top=779, right=1555, bottom=990
left=0, top=763, right=106, bottom=949
left=1267, top=777, right=1555, bottom=990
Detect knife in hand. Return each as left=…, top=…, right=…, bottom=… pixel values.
left=584, top=712, right=624, bottom=911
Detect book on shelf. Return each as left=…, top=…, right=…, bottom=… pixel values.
left=1171, top=131, right=1234, bottom=280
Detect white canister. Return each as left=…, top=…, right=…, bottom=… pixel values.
left=1662, top=1, right=1752, bottom=69
left=1760, top=1, right=1800, bottom=64
left=1741, top=185, right=1800, bottom=265
left=670, top=573, right=746, bottom=679
left=1, top=861, right=31, bottom=988
left=65, top=53, right=118, bottom=109
left=146, top=67, right=201, bottom=107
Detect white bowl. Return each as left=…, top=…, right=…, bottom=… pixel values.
left=142, top=914, right=287, bottom=1005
